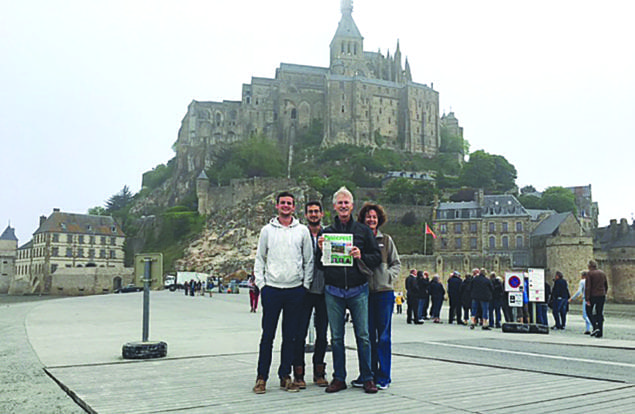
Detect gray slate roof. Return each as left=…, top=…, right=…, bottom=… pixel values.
left=35, top=211, right=124, bottom=237
left=531, top=212, right=571, bottom=237
left=0, top=225, right=18, bottom=241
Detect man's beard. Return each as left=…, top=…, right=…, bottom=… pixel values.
left=307, top=218, right=321, bottom=226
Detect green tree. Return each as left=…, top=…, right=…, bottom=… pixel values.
left=518, top=194, right=542, bottom=209
left=540, top=186, right=577, bottom=213
left=88, top=206, right=108, bottom=216
left=520, top=185, right=537, bottom=194
left=106, top=185, right=134, bottom=212
left=459, top=150, right=517, bottom=193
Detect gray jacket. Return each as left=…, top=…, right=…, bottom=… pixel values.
left=359, top=230, right=401, bottom=292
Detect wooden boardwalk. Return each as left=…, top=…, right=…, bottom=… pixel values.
left=47, top=349, right=635, bottom=414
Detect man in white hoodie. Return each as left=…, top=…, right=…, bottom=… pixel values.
left=253, top=191, right=314, bottom=394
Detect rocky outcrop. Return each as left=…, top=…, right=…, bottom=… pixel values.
left=175, top=183, right=317, bottom=277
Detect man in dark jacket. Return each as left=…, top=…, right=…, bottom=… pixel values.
left=447, top=271, right=463, bottom=324
left=585, top=260, right=608, bottom=338
left=488, top=273, right=503, bottom=328
left=470, top=268, right=493, bottom=330
left=405, top=269, right=421, bottom=324
left=551, top=271, right=570, bottom=330
left=459, top=272, right=474, bottom=324
left=417, top=271, right=431, bottom=320
left=318, top=187, right=382, bottom=394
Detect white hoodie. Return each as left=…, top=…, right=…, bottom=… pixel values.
left=254, top=216, right=314, bottom=290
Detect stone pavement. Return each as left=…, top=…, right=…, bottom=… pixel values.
left=2, top=291, right=635, bottom=413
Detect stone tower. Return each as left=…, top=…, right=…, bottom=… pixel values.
left=0, top=224, right=18, bottom=293
left=330, top=0, right=365, bottom=76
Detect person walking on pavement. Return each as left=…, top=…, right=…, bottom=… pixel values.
left=317, top=187, right=382, bottom=394
left=569, top=271, right=593, bottom=334
left=447, top=271, right=463, bottom=324
left=253, top=191, right=314, bottom=394
left=247, top=273, right=259, bottom=312
left=417, top=271, right=431, bottom=321
left=292, top=201, right=330, bottom=388
left=585, top=260, right=608, bottom=338
left=551, top=271, right=570, bottom=330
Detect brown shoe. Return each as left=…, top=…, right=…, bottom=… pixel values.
left=313, top=364, right=328, bottom=387
left=363, top=380, right=378, bottom=394
left=293, top=366, right=306, bottom=389
left=325, top=379, right=347, bottom=393
left=280, top=376, right=300, bottom=392
left=253, top=376, right=266, bottom=394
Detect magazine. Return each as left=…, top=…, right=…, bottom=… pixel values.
left=321, top=233, right=354, bottom=267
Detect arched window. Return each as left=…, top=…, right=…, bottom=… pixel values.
left=516, top=236, right=523, bottom=248
left=502, top=236, right=509, bottom=249
left=489, top=236, right=496, bottom=249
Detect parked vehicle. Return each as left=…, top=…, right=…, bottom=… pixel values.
left=115, top=284, right=143, bottom=293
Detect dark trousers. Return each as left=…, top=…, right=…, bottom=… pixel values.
left=257, top=286, right=305, bottom=381
left=407, top=297, right=419, bottom=323
left=461, top=304, right=471, bottom=321
left=586, top=296, right=606, bottom=335
left=448, top=295, right=461, bottom=323
left=293, top=292, right=328, bottom=368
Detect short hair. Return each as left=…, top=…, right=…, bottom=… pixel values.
left=580, top=270, right=588, bottom=278
left=357, top=202, right=387, bottom=227
left=472, top=268, right=480, bottom=275
left=276, top=191, right=295, bottom=204
left=332, top=186, right=353, bottom=205
left=480, top=268, right=487, bottom=275
left=588, top=260, right=598, bottom=269
left=555, top=271, right=563, bottom=278
left=305, top=200, right=322, bottom=214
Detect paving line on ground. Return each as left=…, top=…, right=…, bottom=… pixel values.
left=422, top=340, right=635, bottom=368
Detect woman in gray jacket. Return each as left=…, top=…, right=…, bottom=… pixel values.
left=356, top=202, right=401, bottom=390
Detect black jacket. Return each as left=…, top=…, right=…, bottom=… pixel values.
left=471, top=274, right=493, bottom=302
left=459, top=276, right=473, bottom=306
left=319, top=216, right=381, bottom=289
left=552, top=278, right=570, bottom=299
left=447, top=275, right=462, bottom=299
left=430, top=280, right=445, bottom=300
left=491, top=277, right=504, bottom=300
left=406, top=275, right=418, bottom=298
left=417, top=276, right=430, bottom=299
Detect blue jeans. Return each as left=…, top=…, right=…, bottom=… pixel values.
left=325, top=285, right=372, bottom=382
left=471, top=300, right=489, bottom=320
left=369, top=291, right=394, bottom=386
left=257, top=286, right=305, bottom=380
left=581, top=302, right=593, bottom=332
left=552, top=297, right=568, bottom=329
left=536, top=303, right=548, bottom=325
left=293, top=292, right=328, bottom=368
left=488, top=298, right=502, bottom=327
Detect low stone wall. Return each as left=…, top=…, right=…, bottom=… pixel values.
left=50, top=267, right=134, bottom=296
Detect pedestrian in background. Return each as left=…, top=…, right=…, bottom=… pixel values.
left=569, top=271, right=592, bottom=334
left=585, top=260, right=608, bottom=338
left=551, top=271, right=570, bottom=330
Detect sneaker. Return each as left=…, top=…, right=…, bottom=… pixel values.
left=584, top=331, right=591, bottom=335
left=469, top=324, right=475, bottom=330
left=325, top=379, right=347, bottom=393
left=280, top=376, right=300, bottom=392
left=590, top=329, right=600, bottom=337
left=351, top=377, right=364, bottom=388
left=253, top=377, right=266, bottom=394
left=363, top=380, right=378, bottom=394
left=482, top=326, right=491, bottom=330
left=376, top=382, right=390, bottom=390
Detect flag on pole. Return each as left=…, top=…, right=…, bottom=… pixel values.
left=425, top=223, right=437, bottom=239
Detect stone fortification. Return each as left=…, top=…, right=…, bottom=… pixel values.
left=595, top=218, right=635, bottom=303
left=48, top=267, right=134, bottom=296
left=172, top=3, right=443, bottom=182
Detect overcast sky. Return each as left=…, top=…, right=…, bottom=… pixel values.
left=2, top=0, right=634, bottom=245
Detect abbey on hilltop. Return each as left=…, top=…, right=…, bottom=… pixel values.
left=174, top=0, right=461, bottom=176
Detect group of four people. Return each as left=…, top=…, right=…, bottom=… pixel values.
left=252, top=187, right=401, bottom=395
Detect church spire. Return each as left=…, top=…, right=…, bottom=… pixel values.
left=341, top=0, right=353, bottom=15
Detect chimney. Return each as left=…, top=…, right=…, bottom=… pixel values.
left=53, top=208, right=60, bottom=212
left=39, top=215, right=47, bottom=227
left=619, top=218, right=629, bottom=236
